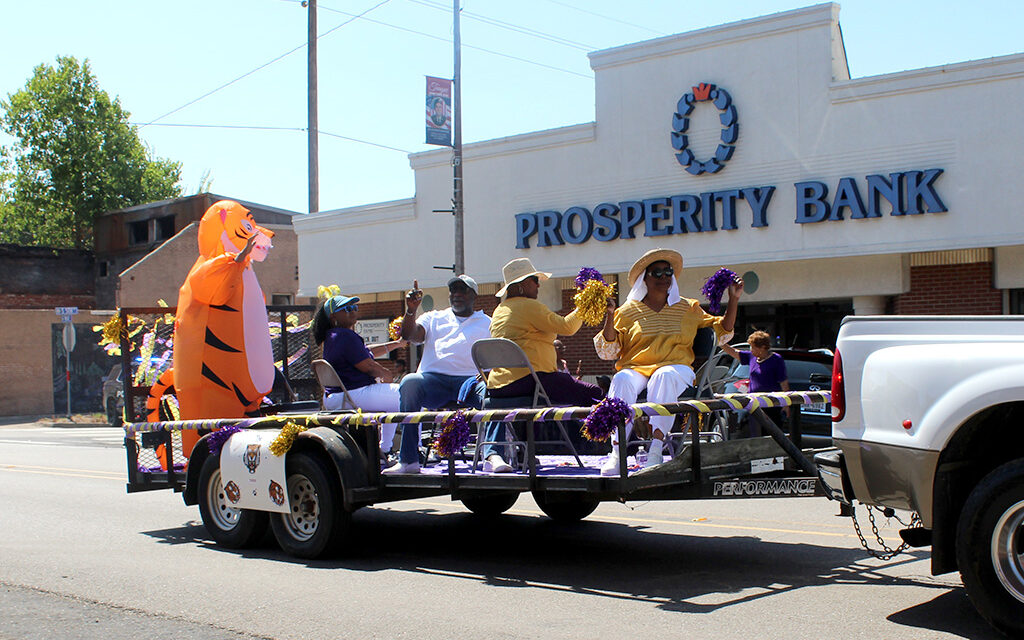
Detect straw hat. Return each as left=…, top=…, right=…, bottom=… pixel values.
left=495, top=258, right=552, bottom=297
left=627, top=248, right=684, bottom=285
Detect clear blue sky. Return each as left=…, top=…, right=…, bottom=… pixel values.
left=1, top=1, right=1020, bottom=215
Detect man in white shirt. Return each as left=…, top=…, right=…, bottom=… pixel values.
left=383, top=274, right=491, bottom=474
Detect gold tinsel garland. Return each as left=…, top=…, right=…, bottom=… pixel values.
left=270, top=421, right=307, bottom=456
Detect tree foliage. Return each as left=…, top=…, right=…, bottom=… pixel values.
left=0, top=56, right=182, bottom=249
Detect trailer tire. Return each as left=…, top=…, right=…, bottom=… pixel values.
left=956, top=459, right=1024, bottom=637
left=532, top=492, right=599, bottom=522
left=197, top=455, right=268, bottom=548
left=270, top=452, right=350, bottom=559
left=460, top=491, right=519, bottom=516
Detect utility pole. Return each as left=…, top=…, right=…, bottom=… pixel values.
left=452, top=0, right=464, bottom=275
left=307, top=0, right=319, bottom=214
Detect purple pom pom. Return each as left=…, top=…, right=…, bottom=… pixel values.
left=582, top=397, right=631, bottom=442
left=205, top=425, right=243, bottom=457
left=700, top=268, right=737, bottom=314
left=433, top=410, right=471, bottom=458
left=575, top=267, right=605, bottom=290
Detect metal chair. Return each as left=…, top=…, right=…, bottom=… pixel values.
left=311, top=359, right=355, bottom=410
left=470, top=338, right=584, bottom=471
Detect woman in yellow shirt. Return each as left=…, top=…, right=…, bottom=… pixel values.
left=480, top=257, right=604, bottom=472
left=595, top=249, right=742, bottom=475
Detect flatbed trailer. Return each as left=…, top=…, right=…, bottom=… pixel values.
left=124, top=391, right=832, bottom=559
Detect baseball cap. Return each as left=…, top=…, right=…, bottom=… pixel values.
left=447, top=274, right=478, bottom=293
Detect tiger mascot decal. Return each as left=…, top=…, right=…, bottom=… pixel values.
left=149, top=200, right=276, bottom=462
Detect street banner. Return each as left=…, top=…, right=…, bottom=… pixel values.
left=425, top=76, right=452, bottom=146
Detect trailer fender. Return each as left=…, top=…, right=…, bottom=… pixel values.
left=291, top=427, right=372, bottom=510
left=183, top=437, right=213, bottom=506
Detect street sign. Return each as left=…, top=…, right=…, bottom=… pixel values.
left=54, top=306, right=79, bottom=317
left=62, top=322, right=76, bottom=353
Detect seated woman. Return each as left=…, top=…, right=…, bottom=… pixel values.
left=595, top=249, right=742, bottom=475
left=720, top=330, right=789, bottom=435
left=479, top=258, right=604, bottom=473
left=312, top=294, right=406, bottom=457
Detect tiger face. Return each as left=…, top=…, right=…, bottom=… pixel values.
left=198, top=200, right=274, bottom=262
left=243, top=443, right=261, bottom=473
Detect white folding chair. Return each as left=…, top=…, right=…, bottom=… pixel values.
left=470, top=338, right=584, bottom=471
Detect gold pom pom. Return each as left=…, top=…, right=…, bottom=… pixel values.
left=388, top=317, right=403, bottom=340
left=317, top=284, right=341, bottom=301
left=270, top=421, right=307, bottom=456
left=573, top=280, right=616, bottom=327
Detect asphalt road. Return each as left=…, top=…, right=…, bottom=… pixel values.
left=0, top=423, right=1001, bottom=640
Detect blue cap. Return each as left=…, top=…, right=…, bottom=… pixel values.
left=324, top=295, right=359, bottom=315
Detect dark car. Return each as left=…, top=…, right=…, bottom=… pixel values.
left=722, top=347, right=833, bottom=447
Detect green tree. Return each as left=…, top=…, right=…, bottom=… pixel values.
left=0, top=56, right=182, bottom=249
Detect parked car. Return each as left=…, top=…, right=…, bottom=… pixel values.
left=102, top=365, right=124, bottom=427
left=722, top=348, right=833, bottom=447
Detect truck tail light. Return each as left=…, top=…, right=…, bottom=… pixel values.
left=831, top=349, right=845, bottom=422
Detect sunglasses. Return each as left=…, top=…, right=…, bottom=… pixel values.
left=646, top=267, right=674, bottom=278
left=339, top=304, right=358, bottom=313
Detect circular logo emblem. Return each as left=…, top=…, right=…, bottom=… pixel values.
left=671, top=82, right=739, bottom=175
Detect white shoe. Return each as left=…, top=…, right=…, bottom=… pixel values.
left=382, top=461, right=420, bottom=475
left=483, top=455, right=513, bottom=474
left=600, top=445, right=621, bottom=476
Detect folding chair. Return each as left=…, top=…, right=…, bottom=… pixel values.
left=671, top=327, right=731, bottom=447
left=311, top=359, right=355, bottom=410
left=470, top=338, right=584, bottom=471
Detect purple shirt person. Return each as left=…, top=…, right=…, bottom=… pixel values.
left=737, top=349, right=787, bottom=392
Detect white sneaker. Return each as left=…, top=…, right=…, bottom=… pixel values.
left=382, top=461, right=420, bottom=475
left=483, top=455, right=513, bottom=474
left=601, top=446, right=621, bottom=476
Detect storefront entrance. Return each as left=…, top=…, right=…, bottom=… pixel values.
left=734, top=300, right=853, bottom=350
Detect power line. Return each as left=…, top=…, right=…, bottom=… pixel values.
left=408, top=0, right=596, bottom=51
left=133, top=121, right=415, bottom=154
left=542, top=0, right=668, bottom=37
left=318, top=3, right=593, bottom=79
left=138, top=0, right=393, bottom=128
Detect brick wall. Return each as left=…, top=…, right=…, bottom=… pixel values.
left=0, top=244, right=95, bottom=309
left=558, top=288, right=617, bottom=378
left=893, top=262, right=1002, bottom=315
left=353, top=299, right=409, bottom=378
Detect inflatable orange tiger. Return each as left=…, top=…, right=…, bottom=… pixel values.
left=149, top=200, right=276, bottom=462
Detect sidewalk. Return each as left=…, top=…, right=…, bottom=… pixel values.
left=0, top=414, right=111, bottom=429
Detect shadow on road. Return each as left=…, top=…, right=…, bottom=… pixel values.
left=143, top=505, right=997, bottom=638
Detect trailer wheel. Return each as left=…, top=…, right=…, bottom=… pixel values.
left=197, top=455, right=268, bottom=548
left=532, top=492, right=599, bottom=522
left=270, top=452, right=350, bottom=559
left=956, top=459, right=1024, bottom=637
left=460, top=491, right=519, bottom=516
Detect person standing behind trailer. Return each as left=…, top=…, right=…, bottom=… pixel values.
left=720, top=330, right=789, bottom=435
left=383, top=275, right=492, bottom=475
left=595, top=249, right=742, bottom=475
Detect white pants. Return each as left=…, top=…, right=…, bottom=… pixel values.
left=608, top=365, right=695, bottom=444
left=323, top=383, right=401, bottom=450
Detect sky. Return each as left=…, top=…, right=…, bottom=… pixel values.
left=1, top=0, right=1022, bottom=215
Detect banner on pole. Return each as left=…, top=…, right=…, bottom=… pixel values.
left=425, top=76, right=452, bottom=146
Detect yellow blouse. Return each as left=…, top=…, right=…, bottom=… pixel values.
left=487, top=297, right=582, bottom=388
left=595, top=298, right=731, bottom=377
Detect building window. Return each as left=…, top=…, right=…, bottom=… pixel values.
left=1010, top=290, right=1024, bottom=314
left=99, top=261, right=109, bottom=278
left=155, top=215, right=175, bottom=241
left=271, top=294, right=293, bottom=306
left=128, top=220, right=149, bottom=245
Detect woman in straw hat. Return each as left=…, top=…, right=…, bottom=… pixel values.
left=595, top=248, right=742, bottom=475
left=478, top=257, right=604, bottom=473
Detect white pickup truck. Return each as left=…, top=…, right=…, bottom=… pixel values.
left=816, top=316, right=1024, bottom=637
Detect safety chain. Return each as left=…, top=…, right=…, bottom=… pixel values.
left=849, top=503, right=923, bottom=560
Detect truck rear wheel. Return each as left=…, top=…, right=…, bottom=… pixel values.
left=270, top=452, right=350, bottom=559
left=460, top=491, right=519, bottom=516
left=197, top=455, right=268, bottom=548
left=532, top=492, right=599, bottom=522
left=956, top=459, right=1024, bottom=637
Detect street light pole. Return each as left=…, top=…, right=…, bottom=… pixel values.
left=308, top=0, right=319, bottom=214
left=452, top=0, right=464, bottom=275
